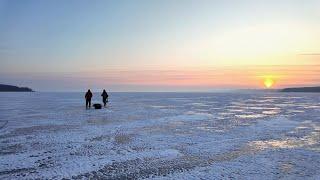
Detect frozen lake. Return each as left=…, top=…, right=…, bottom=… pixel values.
left=0, top=92, right=320, bottom=179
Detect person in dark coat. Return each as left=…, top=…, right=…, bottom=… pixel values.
left=101, top=89, right=108, bottom=107
left=85, top=89, right=93, bottom=108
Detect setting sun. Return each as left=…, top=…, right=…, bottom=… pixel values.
left=264, top=78, right=274, bottom=88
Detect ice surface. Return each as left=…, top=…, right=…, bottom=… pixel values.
left=0, top=92, right=319, bottom=179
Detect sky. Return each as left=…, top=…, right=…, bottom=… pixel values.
left=0, top=0, right=319, bottom=91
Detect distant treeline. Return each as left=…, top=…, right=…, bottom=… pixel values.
left=281, top=86, right=320, bottom=92
left=0, top=84, right=33, bottom=92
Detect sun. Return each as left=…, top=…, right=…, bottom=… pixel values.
left=264, top=78, right=274, bottom=88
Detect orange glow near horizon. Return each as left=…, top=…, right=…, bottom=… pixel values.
left=74, top=64, right=320, bottom=90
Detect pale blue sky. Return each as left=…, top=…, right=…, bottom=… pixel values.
left=0, top=0, right=319, bottom=91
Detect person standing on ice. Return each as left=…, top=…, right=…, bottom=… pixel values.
left=85, top=89, right=93, bottom=108
left=101, top=89, right=109, bottom=107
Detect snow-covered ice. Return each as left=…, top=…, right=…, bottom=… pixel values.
left=0, top=92, right=319, bottom=179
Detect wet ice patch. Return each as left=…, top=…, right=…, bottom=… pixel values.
left=249, top=119, right=320, bottom=151
left=251, top=116, right=299, bottom=133
left=169, top=112, right=215, bottom=121
left=262, top=110, right=281, bottom=115
left=235, top=114, right=266, bottom=119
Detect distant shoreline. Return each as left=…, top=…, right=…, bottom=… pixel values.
left=281, top=86, right=320, bottom=93
left=0, top=84, right=34, bottom=92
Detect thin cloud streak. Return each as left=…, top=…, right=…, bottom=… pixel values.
left=298, top=53, right=320, bottom=56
